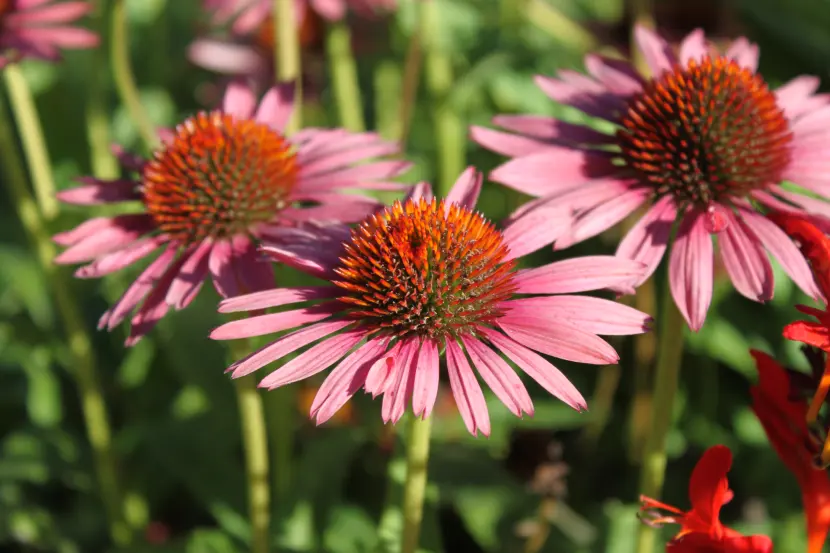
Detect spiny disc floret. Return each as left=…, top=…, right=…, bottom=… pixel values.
left=333, top=198, right=517, bottom=339
left=142, top=111, right=297, bottom=243
left=617, top=56, right=792, bottom=207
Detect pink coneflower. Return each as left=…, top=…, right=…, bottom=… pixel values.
left=54, top=80, right=409, bottom=345
left=0, top=0, right=98, bottom=67
left=473, top=26, right=830, bottom=330
left=210, top=168, right=652, bottom=434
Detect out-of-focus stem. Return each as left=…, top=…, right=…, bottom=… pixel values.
left=86, top=0, right=118, bottom=179
left=274, top=0, right=302, bottom=134
left=397, top=14, right=423, bottom=149
left=111, top=0, right=158, bottom=151
left=3, top=65, right=58, bottom=220
left=420, top=0, right=464, bottom=196
left=0, top=99, right=131, bottom=547
left=401, top=416, right=432, bottom=553
left=326, top=20, right=365, bottom=132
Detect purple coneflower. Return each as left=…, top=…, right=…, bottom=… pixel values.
left=54, top=80, right=408, bottom=345
left=210, top=168, right=652, bottom=434
left=0, top=0, right=98, bottom=67
left=473, top=26, right=830, bottom=330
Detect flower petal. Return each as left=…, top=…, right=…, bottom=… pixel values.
left=669, top=209, right=713, bottom=331
left=616, top=196, right=677, bottom=288
left=445, top=339, right=490, bottom=436
left=513, top=256, right=647, bottom=294
left=411, top=339, right=440, bottom=419
left=461, top=335, right=533, bottom=417
left=445, top=167, right=482, bottom=210
left=718, top=211, right=774, bottom=302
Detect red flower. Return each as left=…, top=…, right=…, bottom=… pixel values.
left=640, top=445, right=772, bottom=553
left=751, top=350, right=830, bottom=553
left=767, top=212, right=830, bottom=424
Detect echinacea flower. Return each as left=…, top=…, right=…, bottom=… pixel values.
left=54, top=80, right=408, bottom=345
left=750, top=350, right=830, bottom=553
left=640, top=445, right=773, bottom=553
left=210, top=168, right=652, bottom=434
left=0, top=0, right=98, bottom=67
left=473, top=25, right=830, bottom=330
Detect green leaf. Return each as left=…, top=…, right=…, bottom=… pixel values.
left=186, top=529, right=243, bottom=553
left=23, top=346, right=62, bottom=428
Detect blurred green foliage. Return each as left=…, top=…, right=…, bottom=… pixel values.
left=1, top=0, right=829, bottom=551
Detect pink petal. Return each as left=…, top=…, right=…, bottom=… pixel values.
left=226, top=320, right=353, bottom=378
left=411, top=339, right=440, bottom=419
left=256, top=82, right=296, bottom=133
left=74, top=235, right=166, bottom=279
left=633, top=24, right=674, bottom=77
left=445, top=338, right=490, bottom=436
left=497, top=320, right=619, bottom=364
left=615, top=195, right=677, bottom=287
left=480, top=328, right=586, bottom=411
left=299, top=134, right=399, bottom=177
left=259, top=223, right=350, bottom=279
left=54, top=214, right=154, bottom=264
left=364, top=341, right=401, bottom=397
left=405, top=182, right=433, bottom=203
left=725, top=37, right=759, bottom=72
left=513, top=256, right=647, bottom=294
left=209, top=303, right=339, bottom=340
left=295, top=160, right=410, bottom=192
left=381, top=338, right=418, bottom=424
left=218, top=286, right=339, bottom=313
left=669, top=209, right=713, bottom=331
left=222, top=79, right=257, bottom=119
left=7, top=2, right=91, bottom=24
left=678, top=28, right=708, bottom=65
left=165, top=239, right=213, bottom=310
left=280, top=200, right=380, bottom=223
left=775, top=76, right=821, bottom=119
left=469, top=125, right=559, bottom=157
left=230, top=234, right=274, bottom=293
left=554, top=187, right=649, bottom=250
left=445, top=167, right=482, bottom=210
left=491, top=114, right=616, bottom=146
left=258, top=329, right=364, bottom=389
left=57, top=178, right=139, bottom=205
left=125, top=253, right=189, bottom=346
left=718, top=210, right=773, bottom=302
left=534, top=74, right=623, bottom=121
left=461, top=336, right=533, bottom=417
left=187, top=39, right=265, bottom=76
left=489, top=149, right=616, bottom=197
left=208, top=239, right=239, bottom=298
left=501, top=201, right=571, bottom=261
left=584, top=54, right=643, bottom=96
left=502, top=296, right=653, bottom=336
left=310, top=0, right=346, bottom=20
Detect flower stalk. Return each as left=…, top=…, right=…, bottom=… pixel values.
left=401, top=415, right=433, bottom=553
left=85, top=0, right=119, bottom=180
left=326, top=20, right=365, bottom=132
left=274, top=0, right=302, bottom=135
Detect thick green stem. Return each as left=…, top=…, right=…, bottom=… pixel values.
left=231, top=360, right=271, bottom=553
left=634, top=284, right=685, bottom=553
left=0, top=99, right=131, bottom=547
left=85, top=0, right=118, bottom=179
left=268, top=386, right=294, bottom=502
left=274, top=0, right=302, bottom=135
left=401, top=416, right=432, bottom=553
left=3, top=65, right=58, bottom=220
left=111, top=0, right=158, bottom=151
left=326, top=20, right=365, bottom=132
left=420, top=0, right=464, bottom=196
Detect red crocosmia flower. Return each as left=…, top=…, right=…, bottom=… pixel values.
left=640, top=445, right=773, bottom=553
left=767, top=212, right=830, bottom=424
left=750, top=350, right=830, bottom=553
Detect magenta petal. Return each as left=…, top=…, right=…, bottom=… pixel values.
left=103, top=246, right=178, bottom=330
left=74, top=235, right=166, bottom=279
left=497, top=320, right=618, bottom=364
left=502, top=296, right=652, bottom=336
left=533, top=74, right=623, bottom=121
left=210, top=303, right=338, bottom=340
left=165, top=239, right=213, bottom=310
left=554, top=187, right=649, bottom=250
left=230, top=234, right=274, bottom=293
left=489, top=149, right=615, bottom=197
left=259, top=223, right=350, bottom=279
left=299, top=135, right=399, bottom=177
left=381, top=338, right=418, bottom=424
left=411, top=339, right=440, bottom=419
left=717, top=211, right=773, bottom=302
left=208, top=239, right=239, bottom=298
left=57, top=178, right=139, bottom=205
left=126, top=253, right=189, bottom=346
left=481, top=328, right=586, bottom=411
left=461, top=335, right=533, bottom=417
left=633, top=24, right=674, bottom=77
left=445, top=339, right=490, bottom=436
left=53, top=216, right=111, bottom=246
left=311, top=338, right=387, bottom=424
left=258, top=329, right=364, bottom=389
left=615, top=195, right=677, bottom=287
left=218, top=286, right=339, bottom=313
left=364, top=341, right=401, bottom=397
left=222, top=79, right=257, bottom=119
left=54, top=214, right=153, bottom=263
left=513, top=256, right=647, bottom=294
left=445, top=167, right=482, bottom=210
left=226, top=320, right=353, bottom=378
left=668, top=209, right=713, bottom=331
left=678, top=28, right=708, bottom=65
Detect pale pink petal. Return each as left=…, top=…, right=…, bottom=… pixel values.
left=501, top=201, right=571, bottom=261
left=57, top=178, right=139, bottom=205
left=256, top=82, right=296, bottom=133
left=187, top=39, right=265, bottom=76
left=469, top=125, right=559, bottom=157
left=633, top=24, right=674, bottom=77
left=280, top=200, right=380, bottom=223
left=718, top=210, right=773, bottom=302
left=405, top=182, right=433, bottom=203
left=218, top=286, right=339, bottom=313
left=489, top=149, right=616, bottom=197
left=445, top=167, right=482, bottom=210
left=615, top=195, right=677, bottom=287
left=53, top=217, right=116, bottom=246
left=364, top=341, right=401, bottom=397
left=166, top=239, right=213, bottom=310
left=299, top=135, right=399, bottom=177
left=54, top=215, right=155, bottom=264
left=381, top=338, right=418, bottom=424
left=553, top=187, right=649, bottom=250
left=311, top=338, right=388, bottom=424
left=480, top=328, right=586, bottom=411
left=7, top=2, right=91, bottom=24
left=775, top=76, right=821, bottom=119
left=502, top=296, right=652, bottom=336
left=445, top=339, right=490, bottom=436
left=513, top=256, right=647, bottom=294
left=75, top=235, right=167, bottom=279
left=222, top=79, right=257, bottom=119
left=725, top=37, right=759, bottom=72
left=669, top=209, right=713, bottom=331
left=584, top=54, right=643, bottom=96
left=411, top=339, right=439, bottom=419
left=461, top=335, right=533, bottom=417
left=210, top=303, right=339, bottom=340
left=13, top=26, right=98, bottom=48
left=310, top=0, right=346, bottom=20
left=497, top=320, right=618, bottom=364
left=295, top=160, right=411, bottom=192
left=226, top=320, right=353, bottom=378
left=258, top=329, right=364, bottom=389
left=678, top=29, right=708, bottom=65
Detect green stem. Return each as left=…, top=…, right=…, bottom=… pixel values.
left=85, top=0, right=119, bottom=180
left=634, top=284, right=685, bottom=553
left=230, top=353, right=271, bottom=553
left=267, top=386, right=294, bottom=502
left=3, top=65, right=58, bottom=220
left=326, top=20, right=365, bottom=132
left=396, top=19, right=423, bottom=150
left=0, top=98, right=131, bottom=547
left=420, top=0, right=464, bottom=196
left=111, top=0, right=158, bottom=151
left=274, top=0, right=302, bottom=135
left=401, top=416, right=433, bottom=553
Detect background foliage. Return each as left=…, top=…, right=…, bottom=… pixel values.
left=2, top=0, right=829, bottom=551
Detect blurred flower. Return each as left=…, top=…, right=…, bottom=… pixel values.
left=750, top=350, right=830, bottom=553
left=54, top=80, right=408, bottom=345
left=0, top=0, right=98, bottom=67
left=474, top=26, right=830, bottom=331
left=210, top=168, right=652, bottom=434
left=639, top=445, right=773, bottom=553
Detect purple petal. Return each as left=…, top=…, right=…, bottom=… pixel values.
left=718, top=210, right=773, bottom=302
left=513, top=256, right=648, bottom=294
left=445, top=338, right=490, bottom=436
left=461, top=336, right=533, bottom=417
left=669, top=209, right=713, bottom=331
left=534, top=73, right=623, bottom=121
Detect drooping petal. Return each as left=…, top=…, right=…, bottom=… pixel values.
left=718, top=211, right=774, bottom=302
left=497, top=319, right=619, bottom=364
left=615, top=195, right=677, bottom=288
left=411, top=339, right=440, bottom=419
left=461, top=335, right=533, bottom=417
left=57, top=178, right=140, bottom=205
left=445, top=338, right=490, bottom=436
left=669, top=210, right=713, bottom=331
left=165, top=239, right=213, bottom=310
left=74, top=235, right=166, bottom=279
left=381, top=338, right=418, bottom=424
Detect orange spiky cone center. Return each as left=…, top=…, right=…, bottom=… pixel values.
left=333, top=198, right=517, bottom=339
left=142, top=111, right=297, bottom=244
left=617, top=56, right=792, bottom=207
